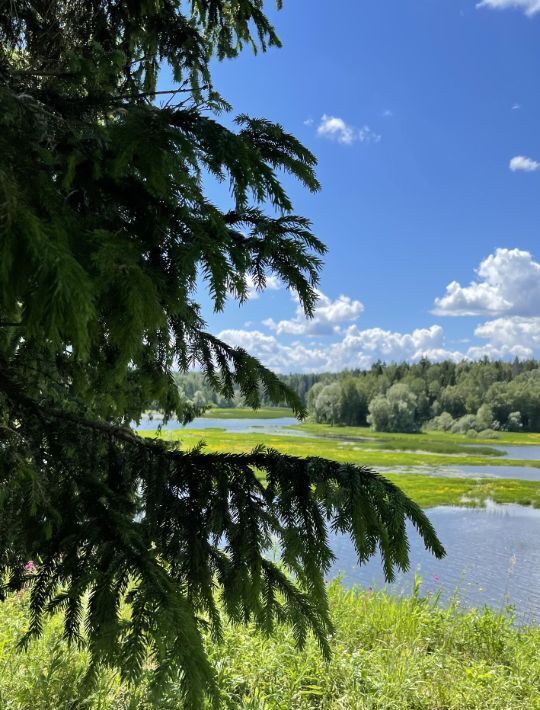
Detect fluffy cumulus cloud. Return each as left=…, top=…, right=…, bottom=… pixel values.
left=217, top=321, right=464, bottom=373
left=469, top=316, right=540, bottom=359
left=509, top=155, right=540, bottom=172
left=263, top=291, right=364, bottom=336
left=332, top=324, right=462, bottom=367
left=317, top=115, right=355, bottom=144
left=316, top=115, right=381, bottom=145
left=433, top=248, right=540, bottom=317
left=216, top=256, right=540, bottom=373
left=219, top=314, right=540, bottom=373
left=477, top=0, right=540, bottom=16
left=216, top=329, right=329, bottom=372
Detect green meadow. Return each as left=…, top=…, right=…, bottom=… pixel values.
left=141, top=427, right=536, bottom=469
left=140, top=423, right=540, bottom=509
left=200, top=406, right=294, bottom=419
left=295, top=422, right=540, bottom=447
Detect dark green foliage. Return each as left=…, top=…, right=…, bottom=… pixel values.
left=296, top=359, right=540, bottom=431
left=0, top=1, right=444, bottom=702
left=0, top=367, right=444, bottom=704
left=176, top=359, right=540, bottom=430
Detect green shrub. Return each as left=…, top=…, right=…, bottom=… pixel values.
left=478, top=429, right=500, bottom=440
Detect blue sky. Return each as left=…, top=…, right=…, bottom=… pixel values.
left=180, top=0, right=540, bottom=372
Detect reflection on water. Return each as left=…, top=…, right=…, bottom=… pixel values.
left=328, top=503, right=540, bottom=624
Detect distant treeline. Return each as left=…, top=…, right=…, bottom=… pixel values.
left=173, top=371, right=320, bottom=409
left=174, top=359, right=540, bottom=433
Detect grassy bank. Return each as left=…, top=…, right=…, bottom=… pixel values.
left=201, top=407, right=295, bottom=419
left=295, top=422, right=540, bottom=447
left=146, top=427, right=540, bottom=470
left=0, top=582, right=537, bottom=709
left=382, top=473, right=540, bottom=508
left=139, top=427, right=540, bottom=508
left=142, top=428, right=537, bottom=469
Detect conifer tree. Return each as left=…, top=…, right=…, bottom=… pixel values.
left=0, top=1, right=444, bottom=703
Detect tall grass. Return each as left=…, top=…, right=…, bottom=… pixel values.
left=0, top=581, right=538, bottom=708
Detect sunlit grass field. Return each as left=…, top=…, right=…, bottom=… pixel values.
left=1, top=582, right=538, bottom=709
left=295, top=422, right=540, bottom=447
left=201, top=406, right=294, bottom=419
left=141, top=427, right=540, bottom=469
left=139, top=424, right=540, bottom=508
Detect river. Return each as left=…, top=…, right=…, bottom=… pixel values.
left=137, top=415, right=305, bottom=435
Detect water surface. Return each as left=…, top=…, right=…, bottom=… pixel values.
left=493, top=444, right=540, bottom=460
left=137, top=416, right=305, bottom=435
left=328, top=503, right=540, bottom=624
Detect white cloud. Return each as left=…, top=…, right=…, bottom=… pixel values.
left=433, top=248, right=540, bottom=317
left=216, top=258, right=540, bottom=374
left=263, top=290, right=364, bottom=336
left=512, top=103, right=521, bottom=110
left=317, top=115, right=356, bottom=144
left=334, top=324, right=461, bottom=366
left=316, top=115, right=381, bottom=145
left=472, top=316, right=540, bottom=358
left=382, top=109, right=393, bottom=118
left=217, top=324, right=464, bottom=373
left=244, top=274, right=281, bottom=300
left=509, top=155, right=540, bottom=172
left=216, top=329, right=329, bottom=372
left=219, top=315, right=540, bottom=373
left=477, top=0, right=540, bottom=16
left=218, top=262, right=540, bottom=373
left=433, top=280, right=511, bottom=316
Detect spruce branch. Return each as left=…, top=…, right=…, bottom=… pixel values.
left=0, top=1, right=447, bottom=702
left=0, top=362, right=444, bottom=700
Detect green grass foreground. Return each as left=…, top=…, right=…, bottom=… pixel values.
left=140, top=428, right=540, bottom=508
left=0, top=582, right=537, bottom=709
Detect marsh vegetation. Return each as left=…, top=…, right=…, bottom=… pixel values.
left=140, top=421, right=540, bottom=508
